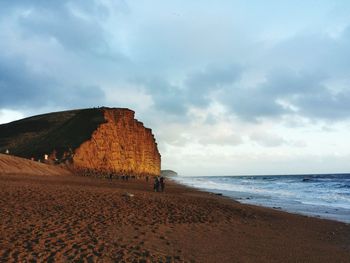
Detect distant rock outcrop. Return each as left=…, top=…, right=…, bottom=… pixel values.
left=0, top=107, right=161, bottom=177
left=161, top=170, right=178, bottom=177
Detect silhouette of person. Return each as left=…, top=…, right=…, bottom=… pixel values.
left=154, top=177, right=160, bottom=192
left=159, top=176, right=165, bottom=192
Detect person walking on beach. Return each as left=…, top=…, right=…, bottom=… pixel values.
left=154, top=176, right=160, bottom=192
left=159, top=176, right=165, bottom=192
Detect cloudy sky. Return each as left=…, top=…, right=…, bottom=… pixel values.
left=1, top=0, right=350, bottom=176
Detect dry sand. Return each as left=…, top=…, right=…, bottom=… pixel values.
left=0, top=156, right=349, bottom=262
left=0, top=154, right=71, bottom=176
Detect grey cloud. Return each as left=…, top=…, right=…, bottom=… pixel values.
left=184, top=64, right=242, bottom=107
left=138, top=65, right=242, bottom=116
left=144, top=65, right=339, bottom=123
left=0, top=1, right=107, bottom=17
left=261, top=69, right=327, bottom=97
left=219, top=67, right=350, bottom=122
left=185, top=64, right=242, bottom=90
left=172, top=27, right=350, bottom=122
left=2, top=0, right=128, bottom=61
left=142, top=64, right=342, bottom=123
left=140, top=78, right=187, bottom=115
left=214, top=25, right=350, bottom=122
left=259, top=69, right=350, bottom=121
left=1, top=1, right=69, bottom=7
left=296, top=89, right=350, bottom=120
left=52, top=85, right=106, bottom=108
left=221, top=86, right=288, bottom=122
left=260, top=26, right=350, bottom=76
left=0, top=56, right=48, bottom=107
left=18, top=3, right=107, bottom=53
left=0, top=55, right=105, bottom=109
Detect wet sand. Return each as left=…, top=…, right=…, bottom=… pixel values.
left=0, top=171, right=349, bottom=262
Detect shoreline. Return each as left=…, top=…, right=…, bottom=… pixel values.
left=179, top=184, right=350, bottom=224
left=0, top=172, right=350, bottom=262
left=172, top=175, right=350, bottom=224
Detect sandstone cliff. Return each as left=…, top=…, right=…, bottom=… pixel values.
left=73, top=109, right=161, bottom=177
left=0, top=108, right=161, bottom=177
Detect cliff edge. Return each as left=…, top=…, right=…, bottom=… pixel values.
left=0, top=107, right=161, bottom=177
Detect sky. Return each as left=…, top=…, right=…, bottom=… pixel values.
left=1, top=0, right=350, bottom=176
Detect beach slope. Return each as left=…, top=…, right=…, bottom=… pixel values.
left=0, top=153, right=71, bottom=176
left=0, top=157, right=349, bottom=262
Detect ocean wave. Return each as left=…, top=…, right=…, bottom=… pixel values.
left=174, top=174, right=350, bottom=218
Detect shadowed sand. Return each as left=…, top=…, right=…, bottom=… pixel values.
left=0, top=157, right=349, bottom=262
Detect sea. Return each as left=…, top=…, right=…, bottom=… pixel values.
left=173, top=174, right=350, bottom=224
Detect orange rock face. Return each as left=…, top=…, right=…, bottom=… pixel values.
left=73, top=108, right=161, bottom=177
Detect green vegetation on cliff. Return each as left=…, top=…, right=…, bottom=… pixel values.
left=0, top=108, right=105, bottom=159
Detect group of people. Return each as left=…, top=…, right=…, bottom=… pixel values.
left=153, top=176, right=165, bottom=192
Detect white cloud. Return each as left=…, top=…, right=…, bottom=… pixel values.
left=0, top=109, right=24, bottom=124
left=249, top=132, right=286, bottom=147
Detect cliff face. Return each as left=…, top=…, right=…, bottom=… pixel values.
left=73, top=109, right=161, bottom=176
left=0, top=108, right=161, bottom=177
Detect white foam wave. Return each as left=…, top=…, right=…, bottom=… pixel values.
left=174, top=175, right=350, bottom=219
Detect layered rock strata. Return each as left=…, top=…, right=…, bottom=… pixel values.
left=73, top=109, right=161, bottom=177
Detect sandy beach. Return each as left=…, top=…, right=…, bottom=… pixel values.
left=0, top=164, right=349, bottom=262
